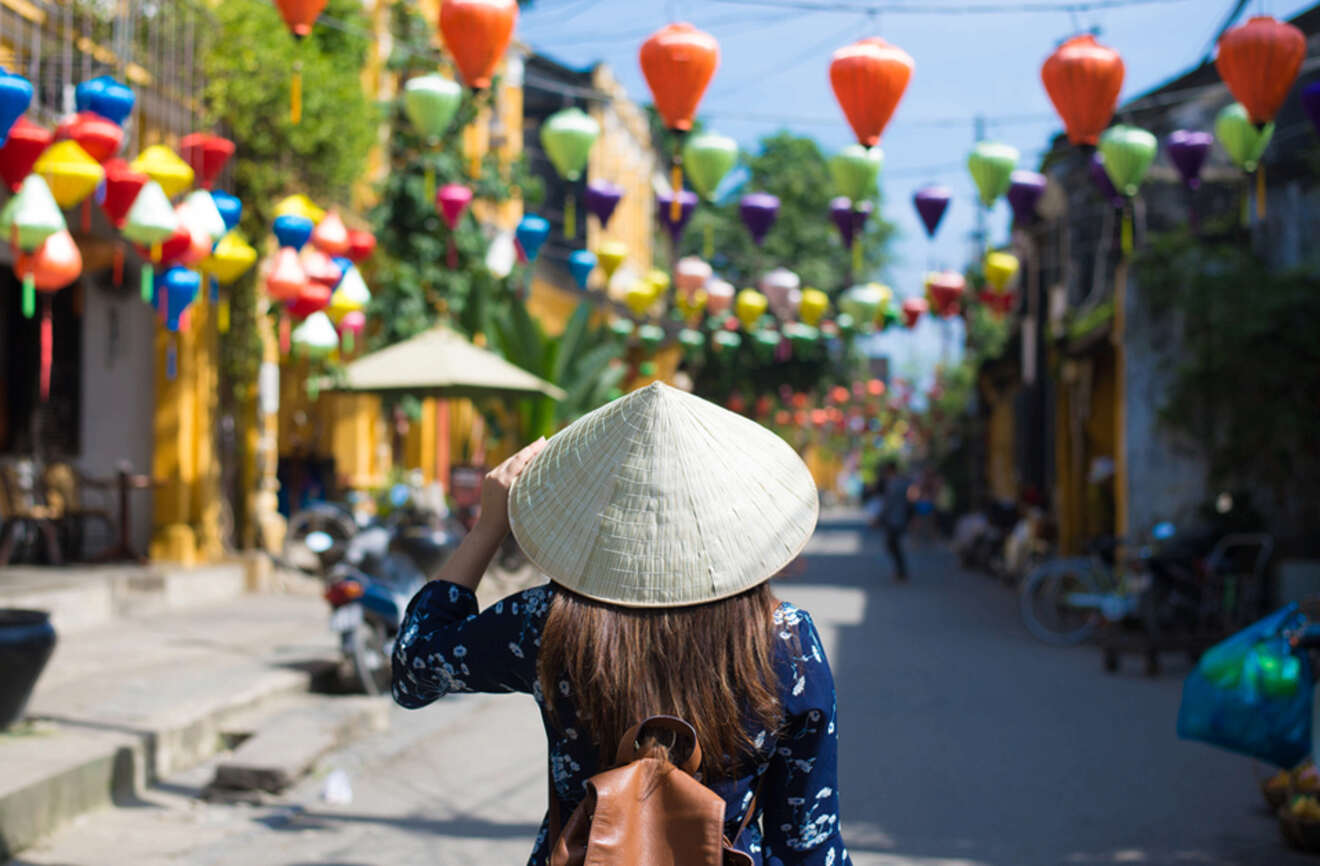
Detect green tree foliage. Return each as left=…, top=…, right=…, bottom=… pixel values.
left=1136, top=229, right=1320, bottom=528
left=367, top=1, right=541, bottom=348
left=202, top=0, right=377, bottom=387
left=485, top=301, right=626, bottom=441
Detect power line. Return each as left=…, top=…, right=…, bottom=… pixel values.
left=708, top=0, right=1194, bottom=13
left=701, top=109, right=1056, bottom=129
left=707, top=13, right=869, bottom=96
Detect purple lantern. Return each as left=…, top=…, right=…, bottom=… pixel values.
left=585, top=179, right=624, bottom=228
left=1007, top=171, right=1046, bottom=226
left=739, top=192, right=780, bottom=246
left=830, top=197, right=856, bottom=248
left=1166, top=131, right=1213, bottom=190
left=1089, top=152, right=1123, bottom=209
left=913, top=185, right=951, bottom=238
left=851, top=200, right=872, bottom=239
left=1299, top=81, right=1320, bottom=139
left=656, top=189, right=698, bottom=245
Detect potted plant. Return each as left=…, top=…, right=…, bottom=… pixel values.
left=0, top=609, right=57, bottom=729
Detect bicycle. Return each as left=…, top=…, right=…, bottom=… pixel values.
left=1018, top=535, right=1147, bottom=646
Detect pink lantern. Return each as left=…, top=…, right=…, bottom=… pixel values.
left=674, top=256, right=712, bottom=295
left=338, top=309, right=366, bottom=354
left=302, top=247, right=343, bottom=288
left=173, top=206, right=213, bottom=267
left=705, top=278, right=734, bottom=315
left=436, top=183, right=473, bottom=268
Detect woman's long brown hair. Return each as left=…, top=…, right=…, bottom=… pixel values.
left=538, top=583, right=783, bottom=781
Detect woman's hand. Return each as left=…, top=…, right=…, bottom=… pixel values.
left=475, top=437, right=547, bottom=540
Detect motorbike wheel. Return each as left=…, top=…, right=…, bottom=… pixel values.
left=349, top=618, right=392, bottom=696
left=1020, top=559, right=1102, bottom=646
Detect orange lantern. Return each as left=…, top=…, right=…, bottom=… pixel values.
left=440, top=0, right=519, bottom=91
left=1216, top=16, right=1306, bottom=126
left=1040, top=35, right=1125, bottom=147
left=829, top=37, right=914, bottom=147
left=16, top=230, right=81, bottom=400
left=274, top=0, right=329, bottom=124
left=640, top=23, right=719, bottom=220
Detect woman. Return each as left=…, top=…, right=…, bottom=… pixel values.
left=393, top=382, right=850, bottom=866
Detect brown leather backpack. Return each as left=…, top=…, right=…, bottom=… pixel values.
left=548, top=715, right=760, bottom=866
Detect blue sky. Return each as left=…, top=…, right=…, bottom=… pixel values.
left=517, top=0, right=1315, bottom=382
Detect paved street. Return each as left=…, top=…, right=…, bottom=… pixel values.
left=8, top=512, right=1306, bottom=866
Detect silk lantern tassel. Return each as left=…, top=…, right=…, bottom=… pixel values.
left=39, top=296, right=52, bottom=400
left=564, top=191, right=576, bottom=240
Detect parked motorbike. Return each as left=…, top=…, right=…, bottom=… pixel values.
left=321, top=489, right=465, bottom=694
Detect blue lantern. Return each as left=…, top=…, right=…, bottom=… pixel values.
left=567, top=249, right=596, bottom=289
left=515, top=214, right=550, bottom=263
left=161, top=267, right=200, bottom=332
left=331, top=256, right=353, bottom=286
left=0, top=70, right=32, bottom=145
left=211, top=190, right=242, bottom=233
left=272, top=214, right=314, bottom=250
left=82, top=75, right=134, bottom=126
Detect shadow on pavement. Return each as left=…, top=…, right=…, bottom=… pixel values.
left=254, top=805, right=542, bottom=841
left=787, top=515, right=1308, bottom=866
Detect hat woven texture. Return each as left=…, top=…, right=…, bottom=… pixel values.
left=508, top=382, right=819, bottom=608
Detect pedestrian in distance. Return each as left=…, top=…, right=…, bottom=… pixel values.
left=392, top=382, right=852, bottom=866
left=878, top=461, right=911, bottom=582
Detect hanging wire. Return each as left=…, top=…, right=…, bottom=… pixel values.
left=708, top=0, right=1195, bottom=13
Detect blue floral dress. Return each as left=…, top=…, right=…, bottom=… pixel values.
left=392, top=580, right=852, bottom=866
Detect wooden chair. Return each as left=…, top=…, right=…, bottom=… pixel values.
left=42, top=462, right=115, bottom=561
left=0, top=462, right=62, bottom=566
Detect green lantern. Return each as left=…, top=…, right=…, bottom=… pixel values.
left=753, top=328, right=781, bottom=355
left=541, top=107, right=600, bottom=240
left=608, top=319, right=635, bottom=340
left=638, top=323, right=665, bottom=351
left=712, top=330, right=742, bottom=354
left=678, top=327, right=705, bottom=358
left=683, top=132, right=738, bottom=200
left=1216, top=102, right=1274, bottom=173
left=783, top=322, right=819, bottom=352
left=404, top=74, right=463, bottom=139
left=967, top=141, right=1019, bottom=208
left=835, top=313, right=857, bottom=336
left=0, top=174, right=66, bottom=318
left=829, top=145, right=883, bottom=202
left=1098, top=125, right=1158, bottom=198
left=837, top=284, right=884, bottom=327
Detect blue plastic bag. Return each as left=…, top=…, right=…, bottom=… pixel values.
left=1176, top=603, right=1312, bottom=768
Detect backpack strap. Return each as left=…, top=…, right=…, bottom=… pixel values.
left=616, top=715, right=702, bottom=775
left=729, top=773, right=766, bottom=847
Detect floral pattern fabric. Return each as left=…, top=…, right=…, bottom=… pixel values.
left=393, top=580, right=851, bottom=866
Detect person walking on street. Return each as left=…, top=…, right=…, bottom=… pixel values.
left=879, top=461, right=911, bottom=582
left=392, top=383, right=851, bottom=866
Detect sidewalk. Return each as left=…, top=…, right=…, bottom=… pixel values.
left=0, top=583, right=341, bottom=859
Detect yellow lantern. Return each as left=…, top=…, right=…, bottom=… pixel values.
left=201, top=230, right=258, bottom=334
left=645, top=268, right=670, bottom=297
left=735, top=288, right=768, bottom=330
left=676, top=288, right=707, bottom=320
left=597, top=241, right=627, bottom=284
left=625, top=282, right=656, bottom=317
left=274, top=193, right=326, bottom=225
left=130, top=145, right=194, bottom=199
left=799, top=287, right=829, bottom=326
left=984, top=251, right=1020, bottom=292
left=34, top=141, right=104, bottom=208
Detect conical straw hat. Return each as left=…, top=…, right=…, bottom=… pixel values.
left=509, top=382, right=819, bottom=608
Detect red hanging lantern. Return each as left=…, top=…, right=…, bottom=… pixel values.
left=640, top=23, right=720, bottom=134
left=1040, top=35, right=1125, bottom=147
left=302, top=247, right=342, bottom=288
left=346, top=228, right=376, bottom=263
left=274, top=0, right=327, bottom=38
left=16, top=230, right=81, bottom=400
left=901, top=297, right=928, bottom=329
left=1216, top=16, right=1306, bottom=125
left=640, top=22, right=719, bottom=222
left=829, top=37, right=914, bottom=147
left=135, top=226, right=191, bottom=269
left=274, top=0, right=328, bottom=124
left=54, top=111, right=122, bottom=163
left=439, top=0, right=519, bottom=91
left=286, top=280, right=332, bottom=320
left=0, top=117, right=52, bottom=191
left=179, top=132, right=236, bottom=190
left=101, top=159, right=147, bottom=286
left=926, top=272, right=966, bottom=318
left=264, top=246, right=307, bottom=302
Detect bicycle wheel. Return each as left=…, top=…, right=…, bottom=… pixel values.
left=1020, top=558, right=1103, bottom=646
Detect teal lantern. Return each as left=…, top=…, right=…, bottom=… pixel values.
left=540, top=107, right=600, bottom=239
